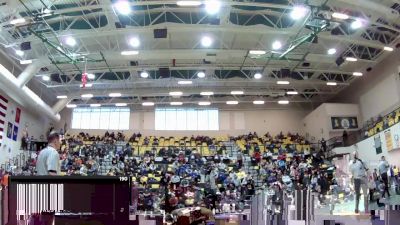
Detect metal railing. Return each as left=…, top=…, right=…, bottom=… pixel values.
left=235, top=143, right=316, bottom=154
left=74, top=141, right=235, bottom=157
left=327, top=106, right=400, bottom=149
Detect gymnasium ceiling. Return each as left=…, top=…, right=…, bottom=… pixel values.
left=0, top=0, right=399, bottom=109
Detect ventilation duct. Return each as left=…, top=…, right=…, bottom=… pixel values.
left=0, top=64, right=60, bottom=121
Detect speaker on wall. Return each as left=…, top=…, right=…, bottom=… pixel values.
left=20, top=42, right=31, bottom=50
left=154, top=29, right=167, bottom=38
left=159, top=68, right=170, bottom=78
left=335, top=56, right=344, bottom=66
left=281, top=68, right=290, bottom=77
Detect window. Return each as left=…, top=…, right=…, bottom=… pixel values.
left=155, top=108, right=219, bottom=130
left=72, top=107, right=130, bottom=130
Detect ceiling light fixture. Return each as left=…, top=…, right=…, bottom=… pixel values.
left=169, top=91, right=183, bottom=96
left=178, top=80, right=193, bottom=85
left=345, top=57, right=358, bottom=62
left=277, top=80, right=290, bottom=85
left=20, top=59, right=32, bottom=65
left=115, top=103, right=127, bottom=107
left=42, top=75, right=50, bottom=81
left=170, top=102, right=183, bottom=106
left=57, top=95, right=68, bottom=99
left=15, top=50, right=24, bottom=56
left=201, top=36, right=213, bottom=47
left=142, top=102, right=155, bottom=106
left=327, top=82, right=337, bottom=86
left=254, top=73, right=262, bottom=79
left=272, top=41, right=282, bottom=50
left=200, top=91, right=214, bottom=96
left=114, top=0, right=131, bottom=15
left=109, top=93, right=122, bottom=97
left=332, top=12, right=349, bottom=20
left=197, top=71, right=206, bottom=78
left=287, top=91, right=298, bottom=95
left=140, top=71, right=149, bottom=78
left=176, top=1, right=202, bottom=6
left=80, top=83, right=93, bottom=88
left=129, top=37, right=140, bottom=47
left=352, top=72, right=363, bottom=76
left=90, top=104, right=101, bottom=107
left=43, top=8, right=52, bottom=14
left=65, top=37, right=77, bottom=47
left=249, top=50, right=266, bottom=55
left=327, top=48, right=337, bottom=55
left=383, top=46, right=394, bottom=51
left=198, top=101, right=211, bottom=106
left=81, top=94, right=93, bottom=98
left=290, top=5, right=308, bottom=20
left=253, top=100, right=265, bottom=105
left=278, top=100, right=289, bottom=105
left=204, top=0, right=221, bottom=15
left=226, top=101, right=238, bottom=105
left=351, top=19, right=363, bottom=29
left=10, top=18, right=26, bottom=25
left=121, top=50, right=139, bottom=56
left=66, top=104, right=77, bottom=108
left=87, top=73, right=95, bottom=80
left=231, top=90, right=244, bottom=95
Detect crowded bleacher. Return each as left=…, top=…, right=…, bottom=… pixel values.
left=364, top=107, right=400, bottom=138
left=1, top=130, right=339, bottom=215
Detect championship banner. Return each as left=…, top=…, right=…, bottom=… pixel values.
left=331, top=117, right=358, bottom=130
left=374, top=135, right=382, bottom=155
left=392, top=124, right=400, bottom=150
left=385, top=129, right=394, bottom=152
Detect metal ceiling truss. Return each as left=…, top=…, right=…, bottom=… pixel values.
left=0, top=0, right=397, bottom=105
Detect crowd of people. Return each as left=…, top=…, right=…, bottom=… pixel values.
left=363, top=108, right=400, bottom=138
left=1, top=130, right=341, bottom=218
left=13, top=129, right=400, bottom=219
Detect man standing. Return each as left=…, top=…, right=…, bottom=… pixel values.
left=36, top=132, right=61, bottom=175
left=320, top=138, right=327, bottom=152
left=378, top=156, right=390, bottom=198
left=350, top=151, right=369, bottom=214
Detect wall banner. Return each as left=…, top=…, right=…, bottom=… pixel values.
left=331, top=117, right=358, bottom=130
left=385, top=129, right=394, bottom=152
left=374, top=135, right=382, bottom=155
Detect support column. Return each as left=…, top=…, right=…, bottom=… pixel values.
left=16, top=60, right=43, bottom=88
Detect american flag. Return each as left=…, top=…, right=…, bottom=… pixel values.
left=0, top=94, right=8, bottom=146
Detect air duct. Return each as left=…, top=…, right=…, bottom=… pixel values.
left=52, top=98, right=71, bottom=114
left=16, top=60, right=44, bottom=88
left=0, top=64, right=60, bottom=121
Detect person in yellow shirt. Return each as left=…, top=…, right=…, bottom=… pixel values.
left=394, top=166, right=399, bottom=188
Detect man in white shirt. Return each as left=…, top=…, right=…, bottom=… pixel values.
left=349, top=151, right=368, bottom=214
left=36, top=132, right=61, bottom=175
left=378, top=156, right=390, bottom=198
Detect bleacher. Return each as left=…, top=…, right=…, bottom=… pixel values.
left=235, top=135, right=312, bottom=155
left=366, top=107, right=400, bottom=137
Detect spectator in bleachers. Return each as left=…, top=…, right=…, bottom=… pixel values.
left=342, top=130, right=348, bottom=146
left=14, top=130, right=343, bottom=217
left=320, top=138, right=327, bottom=152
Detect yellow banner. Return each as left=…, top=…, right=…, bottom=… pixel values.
left=385, top=129, right=393, bottom=152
